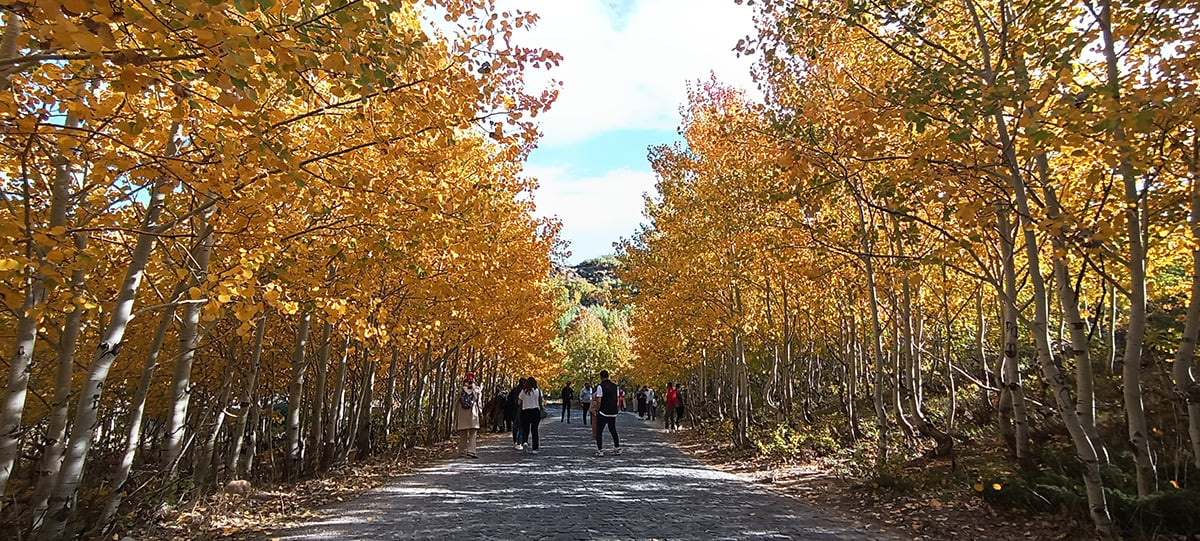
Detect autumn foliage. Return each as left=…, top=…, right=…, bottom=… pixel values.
left=620, top=0, right=1200, bottom=537
left=0, top=0, right=561, bottom=537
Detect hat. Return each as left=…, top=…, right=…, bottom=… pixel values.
left=465, top=372, right=475, bottom=382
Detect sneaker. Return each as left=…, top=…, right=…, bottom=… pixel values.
left=614, top=447, right=622, bottom=455
left=595, top=450, right=604, bottom=457
left=513, top=443, right=522, bottom=450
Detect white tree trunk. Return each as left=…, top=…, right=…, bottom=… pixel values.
left=229, top=315, right=266, bottom=480
left=0, top=112, right=79, bottom=511
left=164, top=204, right=216, bottom=472
left=997, top=206, right=1029, bottom=463
left=194, top=351, right=235, bottom=489
left=92, top=276, right=188, bottom=535
left=26, top=110, right=82, bottom=526
left=1092, top=0, right=1156, bottom=497
left=0, top=12, right=22, bottom=91
left=1174, top=152, right=1200, bottom=469
left=285, top=312, right=312, bottom=480
left=39, top=123, right=183, bottom=540
left=307, top=321, right=331, bottom=471
left=962, top=1, right=1113, bottom=532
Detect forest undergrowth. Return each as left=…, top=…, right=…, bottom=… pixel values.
left=668, top=414, right=1200, bottom=541
left=120, top=439, right=463, bottom=541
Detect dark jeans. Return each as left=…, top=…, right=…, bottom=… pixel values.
left=595, top=415, right=619, bottom=450
left=676, top=406, right=684, bottom=427
left=520, top=409, right=541, bottom=450
left=561, top=401, right=571, bottom=422
left=580, top=403, right=591, bottom=423
left=511, top=414, right=524, bottom=443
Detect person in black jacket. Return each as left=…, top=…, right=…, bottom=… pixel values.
left=560, top=381, right=575, bottom=423
left=593, top=370, right=622, bottom=457
left=506, top=379, right=524, bottom=450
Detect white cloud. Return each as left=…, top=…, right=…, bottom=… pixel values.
left=526, top=164, right=658, bottom=261
left=511, top=0, right=759, bottom=147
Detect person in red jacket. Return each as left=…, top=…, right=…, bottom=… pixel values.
left=664, top=382, right=679, bottom=431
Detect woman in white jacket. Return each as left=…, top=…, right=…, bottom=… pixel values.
left=455, top=373, right=483, bottom=458
left=518, top=376, right=544, bottom=454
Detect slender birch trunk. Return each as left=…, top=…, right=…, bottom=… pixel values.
left=284, top=311, right=312, bottom=481
left=1090, top=0, right=1155, bottom=497
left=229, top=315, right=266, bottom=480
left=27, top=111, right=83, bottom=527
left=40, top=123, right=184, bottom=540
left=383, top=349, right=400, bottom=440
left=194, top=345, right=236, bottom=489
left=323, top=337, right=350, bottom=468
left=959, top=1, right=1114, bottom=528
left=0, top=12, right=22, bottom=92
left=355, top=357, right=375, bottom=458
left=91, top=276, right=188, bottom=534
left=997, top=206, right=1029, bottom=463
left=853, top=193, right=889, bottom=466
left=0, top=109, right=81, bottom=510
left=164, top=201, right=216, bottom=472
left=1174, top=144, right=1200, bottom=468
left=307, top=321, right=331, bottom=472
left=976, top=289, right=991, bottom=408
left=1045, top=185, right=1107, bottom=464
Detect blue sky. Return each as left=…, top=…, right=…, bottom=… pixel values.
left=512, top=0, right=757, bottom=264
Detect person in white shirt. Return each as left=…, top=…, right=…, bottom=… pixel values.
left=578, top=383, right=594, bottom=424
left=518, top=376, right=545, bottom=454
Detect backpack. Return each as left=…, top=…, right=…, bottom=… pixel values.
left=459, top=387, right=477, bottom=409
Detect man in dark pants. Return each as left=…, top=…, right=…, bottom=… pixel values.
left=560, top=381, right=575, bottom=423
left=593, top=370, right=621, bottom=457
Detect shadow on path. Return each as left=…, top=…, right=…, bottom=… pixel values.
left=265, top=411, right=893, bottom=540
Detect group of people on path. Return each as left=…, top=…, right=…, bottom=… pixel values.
left=453, top=370, right=624, bottom=458
left=632, top=382, right=685, bottom=430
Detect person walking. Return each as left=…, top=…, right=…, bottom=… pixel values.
left=646, top=386, right=657, bottom=421
left=490, top=384, right=507, bottom=433
left=579, top=383, right=594, bottom=425
left=593, top=370, right=621, bottom=457
left=518, top=376, right=545, bottom=454
left=455, top=373, right=483, bottom=458
left=636, top=386, right=647, bottom=419
left=664, top=382, right=679, bottom=431
left=507, top=378, right=525, bottom=450
left=560, top=381, right=575, bottom=423
left=675, top=384, right=686, bottom=429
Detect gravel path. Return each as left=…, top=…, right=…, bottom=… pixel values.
left=266, top=410, right=892, bottom=540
